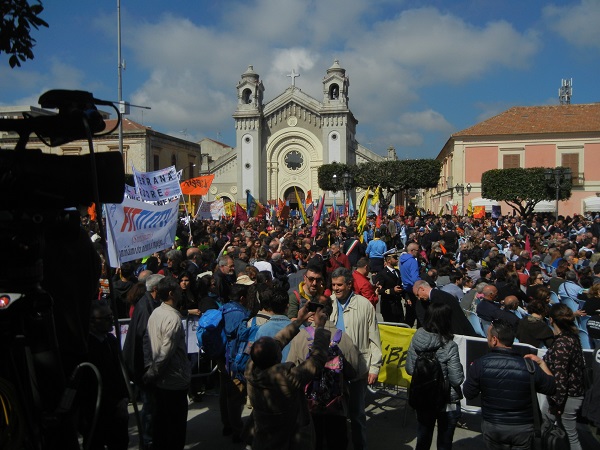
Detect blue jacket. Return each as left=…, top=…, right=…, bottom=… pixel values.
left=365, top=238, right=386, bottom=259
left=400, top=253, right=420, bottom=289
left=463, top=347, right=555, bottom=425
left=256, top=315, right=292, bottom=362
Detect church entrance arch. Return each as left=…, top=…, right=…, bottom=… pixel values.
left=283, top=186, right=304, bottom=210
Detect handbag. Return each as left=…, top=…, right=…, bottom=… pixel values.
left=524, top=359, right=569, bottom=450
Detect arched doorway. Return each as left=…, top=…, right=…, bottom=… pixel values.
left=283, top=186, right=305, bottom=210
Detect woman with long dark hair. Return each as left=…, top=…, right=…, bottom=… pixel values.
left=406, top=302, right=464, bottom=450
left=178, top=271, right=200, bottom=317
left=543, top=303, right=585, bottom=449
left=516, top=299, right=554, bottom=349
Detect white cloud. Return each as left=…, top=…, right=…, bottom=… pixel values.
left=350, top=8, right=539, bottom=84
left=399, top=110, right=453, bottom=132
left=0, top=59, right=87, bottom=107
left=111, top=3, right=541, bottom=153
left=544, top=0, right=600, bottom=49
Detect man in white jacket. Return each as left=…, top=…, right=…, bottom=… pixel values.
left=144, top=277, right=191, bottom=450
left=329, top=267, right=382, bottom=450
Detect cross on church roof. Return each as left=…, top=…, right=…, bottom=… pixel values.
left=287, top=69, right=300, bottom=87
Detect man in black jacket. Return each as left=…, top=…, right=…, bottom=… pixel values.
left=413, top=280, right=478, bottom=337
left=374, top=251, right=404, bottom=323
left=463, top=319, right=556, bottom=449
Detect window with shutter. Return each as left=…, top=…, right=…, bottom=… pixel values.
left=561, top=153, right=580, bottom=185
left=503, top=154, right=520, bottom=169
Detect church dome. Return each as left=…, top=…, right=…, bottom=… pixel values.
left=326, top=59, right=345, bottom=76
left=242, top=65, right=259, bottom=81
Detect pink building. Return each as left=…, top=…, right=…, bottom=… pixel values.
left=428, top=103, right=600, bottom=216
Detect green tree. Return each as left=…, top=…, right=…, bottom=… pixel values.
left=1, top=0, right=48, bottom=68
left=318, top=159, right=442, bottom=214
left=481, top=167, right=572, bottom=217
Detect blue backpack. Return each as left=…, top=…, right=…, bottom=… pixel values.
left=229, top=313, right=270, bottom=383
left=196, top=309, right=226, bottom=359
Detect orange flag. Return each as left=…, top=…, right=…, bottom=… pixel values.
left=180, top=174, right=215, bottom=195
left=87, top=203, right=97, bottom=221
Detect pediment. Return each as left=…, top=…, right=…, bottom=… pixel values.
left=263, top=87, right=322, bottom=119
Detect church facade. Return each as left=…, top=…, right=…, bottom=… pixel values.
left=206, top=60, right=384, bottom=208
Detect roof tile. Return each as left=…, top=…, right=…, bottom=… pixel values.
left=454, top=103, right=600, bottom=137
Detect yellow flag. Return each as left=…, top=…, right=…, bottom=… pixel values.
left=356, top=187, right=371, bottom=243
left=467, top=200, right=473, bottom=217
left=371, top=186, right=380, bottom=205
left=294, top=187, right=307, bottom=223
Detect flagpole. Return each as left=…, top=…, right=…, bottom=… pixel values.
left=180, top=194, right=193, bottom=246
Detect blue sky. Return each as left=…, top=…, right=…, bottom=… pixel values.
left=2, top=0, right=600, bottom=159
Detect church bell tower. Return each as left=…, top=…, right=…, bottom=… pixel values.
left=233, top=65, right=266, bottom=202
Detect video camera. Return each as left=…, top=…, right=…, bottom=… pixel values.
left=0, top=89, right=125, bottom=449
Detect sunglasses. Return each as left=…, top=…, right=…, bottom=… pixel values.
left=305, top=276, right=324, bottom=284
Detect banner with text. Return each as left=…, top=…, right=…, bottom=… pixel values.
left=124, top=184, right=141, bottom=201
left=377, top=324, right=416, bottom=387
left=105, top=196, right=179, bottom=267
left=181, top=174, right=215, bottom=195
left=133, top=165, right=182, bottom=203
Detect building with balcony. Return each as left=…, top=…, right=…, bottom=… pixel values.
left=428, top=103, right=600, bottom=216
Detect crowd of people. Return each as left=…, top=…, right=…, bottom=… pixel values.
left=82, top=209, right=600, bottom=449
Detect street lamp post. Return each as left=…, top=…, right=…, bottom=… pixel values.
left=454, top=183, right=472, bottom=215
left=342, top=171, right=353, bottom=217
left=545, top=168, right=572, bottom=223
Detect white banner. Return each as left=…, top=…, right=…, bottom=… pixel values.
left=195, top=200, right=212, bottom=220
left=210, top=198, right=225, bottom=219
left=105, top=196, right=179, bottom=267
left=195, top=199, right=225, bottom=220
left=124, top=184, right=141, bottom=201
left=132, top=165, right=182, bottom=203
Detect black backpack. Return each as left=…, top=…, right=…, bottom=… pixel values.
left=408, top=347, right=449, bottom=411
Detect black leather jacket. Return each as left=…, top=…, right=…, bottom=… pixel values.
left=463, top=347, right=555, bottom=425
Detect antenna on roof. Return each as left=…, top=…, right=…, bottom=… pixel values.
left=559, top=78, right=572, bottom=105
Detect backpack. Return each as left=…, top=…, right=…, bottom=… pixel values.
left=304, top=326, right=345, bottom=415
left=196, top=308, right=226, bottom=359
left=229, top=313, right=270, bottom=383
left=408, top=347, right=449, bottom=411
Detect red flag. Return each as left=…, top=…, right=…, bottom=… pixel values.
left=452, top=204, right=458, bottom=216
left=234, top=203, right=247, bottom=226
left=375, top=208, right=382, bottom=228
left=280, top=205, right=290, bottom=219
left=311, top=196, right=325, bottom=238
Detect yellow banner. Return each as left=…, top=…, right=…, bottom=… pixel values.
left=377, top=324, right=416, bottom=387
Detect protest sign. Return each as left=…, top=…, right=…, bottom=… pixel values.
left=105, top=196, right=179, bottom=266
left=195, top=198, right=225, bottom=220
left=133, top=165, right=182, bottom=202
left=124, top=184, right=141, bottom=201
left=377, top=324, right=415, bottom=387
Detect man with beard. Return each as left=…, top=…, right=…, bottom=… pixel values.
left=288, top=262, right=325, bottom=319
left=143, top=277, right=191, bottom=450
